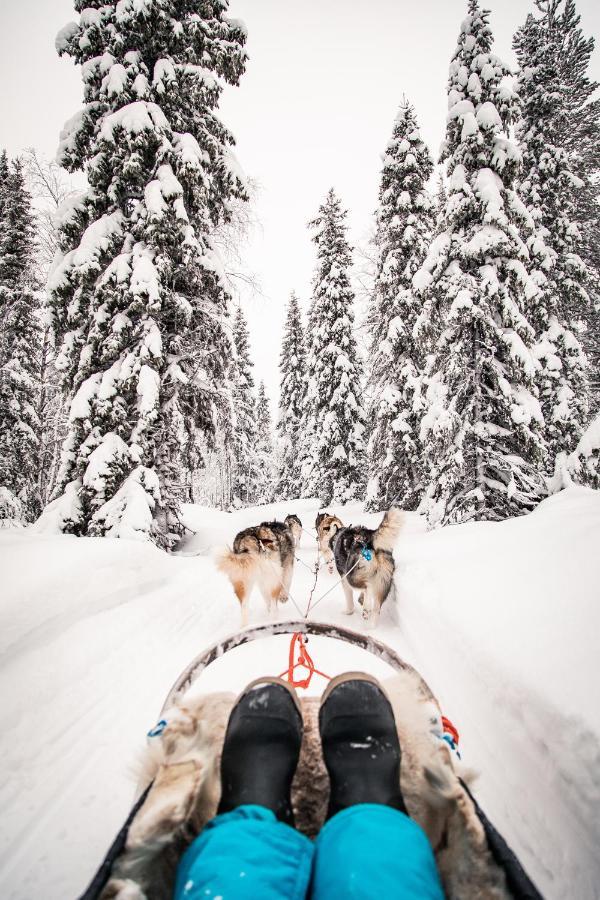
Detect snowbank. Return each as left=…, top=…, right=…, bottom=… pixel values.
left=395, top=487, right=600, bottom=898
left=1, top=488, right=599, bottom=898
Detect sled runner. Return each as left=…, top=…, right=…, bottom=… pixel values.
left=79, top=621, right=542, bottom=900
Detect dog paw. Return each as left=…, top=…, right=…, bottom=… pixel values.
left=343, top=608, right=354, bottom=616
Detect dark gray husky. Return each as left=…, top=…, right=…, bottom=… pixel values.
left=330, top=508, right=403, bottom=628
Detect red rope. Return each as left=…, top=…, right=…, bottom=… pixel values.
left=441, top=715, right=460, bottom=746
left=278, top=632, right=331, bottom=690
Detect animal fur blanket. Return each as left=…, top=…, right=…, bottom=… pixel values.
left=94, top=672, right=514, bottom=899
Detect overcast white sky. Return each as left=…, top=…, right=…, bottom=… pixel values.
left=1, top=0, right=598, bottom=410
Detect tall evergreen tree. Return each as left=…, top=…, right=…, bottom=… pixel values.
left=413, top=0, right=547, bottom=525
left=301, top=189, right=366, bottom=505
left=514, top=0, right=592, bottom=465
left=366, top=100, right=434, bottom=511
left=49, top=1, right=247, bottom=546
left=555, top=0, right=600, bottom=409
left=254, top=380, right=275, bottom=503
left=276, top=292, right=306, bottom=500
left=0, top=159, right=42, bottom=523
left=230, top=305, right=258, bottom=506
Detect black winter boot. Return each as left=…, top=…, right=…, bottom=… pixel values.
left=319, top=672, right=407, bottom=820
left=217, top=678, right=303, bottom=826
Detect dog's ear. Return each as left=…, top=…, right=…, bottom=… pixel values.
left=315, top=512, right=326, bottom=529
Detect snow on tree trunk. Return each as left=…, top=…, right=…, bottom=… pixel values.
left=22, top=149, right=78, bottom=509
left=276, top=292, right=306, bottom=500
left=230, top=305, right=259, bottom=507
left=0, top=156, right=42, bottom=524
left=366, top=101, right=434, bottom=512
left=514, top=0, right=592, bottom=468
left=414, top=0, right=548, bottom=526
left=301, top=189, right=366, bottom=505
left=49, top=1, right=247, bottom=547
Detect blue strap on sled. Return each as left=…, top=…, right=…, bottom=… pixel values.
left=147, top=719, right=167, bottom=738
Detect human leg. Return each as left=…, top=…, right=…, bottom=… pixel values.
left=174, top=679, right=313, bottom=900
left=311, top=674, right=444, bottom=899
left=311, top=804, right=444, bottom=899
left=174, top=804, right=313, bottom=900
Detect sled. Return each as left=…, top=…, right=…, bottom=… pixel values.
left=79, top=621, right=542, bottom=900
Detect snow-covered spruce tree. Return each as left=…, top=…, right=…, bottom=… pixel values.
left=254, top=380, right=275, bottom=504
left=514, top=1, right=592, bottom=466
left=0, top=159, right=42, bottom=524
left=551, top=0, right=600, bottom=409
left=50, top=2, right=247, bottom=546
left=366, top=101, right=434, bottom=512
left=230, top=305, right=258, bottom=506
left=301, top=189, right=366, bottom=505
left=276, top=292, right=306, bottom=500
left=413, top=0, right=548, bottom=526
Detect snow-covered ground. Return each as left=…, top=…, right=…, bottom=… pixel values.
left=1, top=488, right=599, bottom=899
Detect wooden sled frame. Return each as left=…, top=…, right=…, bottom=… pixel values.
left=162, top=619, right=436, bottom=708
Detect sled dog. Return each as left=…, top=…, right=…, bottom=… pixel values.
left=216, top=520, right=295, bottom=626
left=284, top=514, right=302, bottom=548
left=315, top=512, right=344, bottom=574
left=330, top=508, right=403, bottom=628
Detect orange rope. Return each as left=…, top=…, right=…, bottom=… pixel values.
left=441, top=715, right=460, bottom=746
left=278, top=632, right=331, bottom=690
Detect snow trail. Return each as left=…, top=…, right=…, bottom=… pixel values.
left=1, top=489, right=599, bottom=898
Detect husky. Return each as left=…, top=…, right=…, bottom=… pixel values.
left=315, top=512, right=344, bottom=574
left=216, top=520, right=295, bottom=626
left=330, top=508, right=403, bottom=628
left=284, top=514, right=302, bottom=548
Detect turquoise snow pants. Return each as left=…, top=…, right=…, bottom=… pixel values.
left=173, top=803, right=445, bottom=899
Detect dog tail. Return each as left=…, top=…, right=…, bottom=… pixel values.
left=372, top=507, right=404, bottom=552
left=215, top=547, right=258, bottom=581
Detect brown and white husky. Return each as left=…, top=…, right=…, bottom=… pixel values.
left=216, top=520, right=296, bottom=626
left=315, top=512, right=344, bottom=574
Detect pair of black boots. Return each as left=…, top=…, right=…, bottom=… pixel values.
left=218, top=673, right=407, bottom=825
